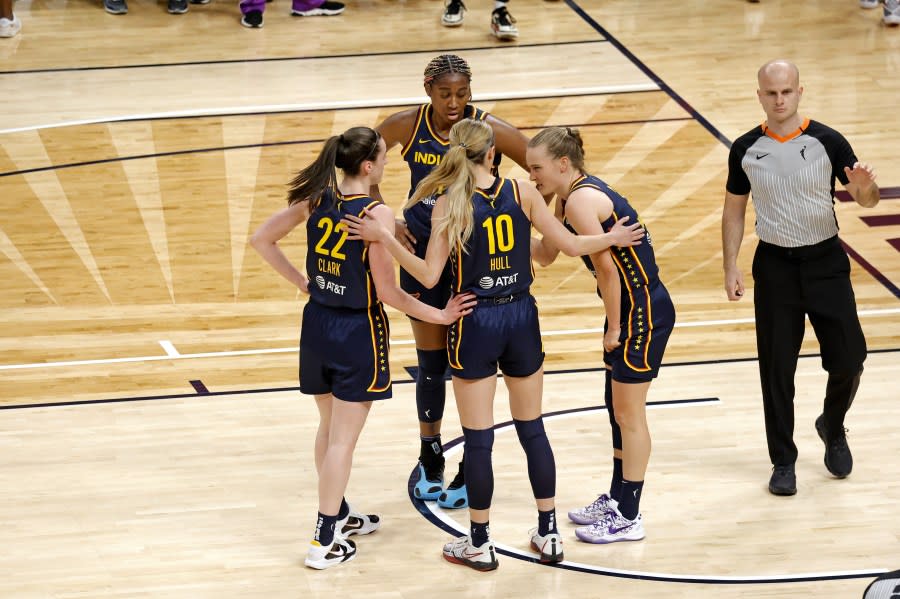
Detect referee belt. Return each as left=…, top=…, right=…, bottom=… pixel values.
left=758, top=235, right=839, bottom=261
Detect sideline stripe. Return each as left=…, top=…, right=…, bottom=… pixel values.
left=409, top=402, right=889, bottom=584
left=1, top=349, right=895, bottom=411
left=0, top=40, right=606, bottom=76
left=0, top=112, right=683, bottom=180
left=0, top=84, right=658, bottom=135
left=2, top=309, right=897, bottom=372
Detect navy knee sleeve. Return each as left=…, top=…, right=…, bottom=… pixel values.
left=416, top=349, right=448, bottom=423
left=604, top=368, right=622, bottom=450
left=462, top=427, right=494, bottom=510
left=514, top=417, right=556, bottom=500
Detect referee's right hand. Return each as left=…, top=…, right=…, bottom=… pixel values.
left=724, top=267, right=745, bottom=301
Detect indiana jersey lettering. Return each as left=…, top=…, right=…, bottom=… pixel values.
left=401, top=104, right=489, bottom=241
left=564, top=175, right=675, bottom=380
left=449, top=177, right=534, bottom=298
left=306, top=189, right=383, bottom=310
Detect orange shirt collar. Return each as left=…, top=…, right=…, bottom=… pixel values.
left=761, top=118, right=810, bottom=143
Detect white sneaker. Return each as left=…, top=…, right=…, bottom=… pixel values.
left=860, top=0, right=880, bottom=7
left=442, top=535, right=499, bottom=571
left=490, top=5, right=518, bottom=40
left=884, top=0, right=900, bottom=23
left=0, top=15, right=22, bottom=38
left=530, top=529, right=564, bottom=563
left=441, top=0, right=465, bottom=26
left=304, top=536, right=357, bottom=569
left=337, top=508, right=380, bottom=537
left=567, top=493, right=615, bottom=525
left=574, top=508, right=645, bottom=544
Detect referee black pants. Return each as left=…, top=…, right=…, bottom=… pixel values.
left=752, top=236, right=866, bottom=467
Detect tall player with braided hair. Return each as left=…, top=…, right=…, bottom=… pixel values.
left=526, top=126, right=676, bottom=544
left=371, top=54, right=536, bottom=510
left=251, top=126, right=475, bottom=570
left=343, top=118, right=644, bottom=570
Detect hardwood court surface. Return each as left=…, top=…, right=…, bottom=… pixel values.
left=1, top=0, right=898, bottom=597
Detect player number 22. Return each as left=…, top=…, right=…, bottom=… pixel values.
left=314, top=217, right=348, bottom=260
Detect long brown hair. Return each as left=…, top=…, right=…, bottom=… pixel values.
left=408, top=118, right=494, bottom=254
left=287, top=126, right=380, bottom=210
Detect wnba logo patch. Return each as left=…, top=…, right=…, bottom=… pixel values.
left=479, top=276, right=494, bottom=289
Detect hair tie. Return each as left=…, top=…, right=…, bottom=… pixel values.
left=458, top=142, right=467, bottom=149
left=565, top=127, right=574, bottom=137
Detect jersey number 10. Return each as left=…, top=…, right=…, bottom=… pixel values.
left=482, top=215, right=514, bottom=255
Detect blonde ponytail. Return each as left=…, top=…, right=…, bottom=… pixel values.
left=407, top=118, right=494, bottom=254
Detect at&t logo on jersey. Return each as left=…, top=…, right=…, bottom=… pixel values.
left=478, top=272, right=519, bottom=289
left=315, top=275, right=346, bottom=296
left=494, top=272, right=519, bottom=287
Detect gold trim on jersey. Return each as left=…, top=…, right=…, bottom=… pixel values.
left=400, top=105, right=428, bottom=158
left=608, top=210, right=653, bottom=372
left=366, top=302, right=391, bottom=392
left=448, top=315, right=464, bottom=370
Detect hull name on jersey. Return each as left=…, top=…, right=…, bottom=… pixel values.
left=318, top=258, right=342, bottom=276
left=489, top=255, right=511, bottom=271
left=413, top=151, right=442, bottom=166
left=314, top=275, right=347, bottom=296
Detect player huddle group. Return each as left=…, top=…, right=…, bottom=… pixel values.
left=251, top=53, right=672, bottom=571
left=251, top=54, right=877, bottom=573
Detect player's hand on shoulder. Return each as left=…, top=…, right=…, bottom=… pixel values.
left=341, top=206, right=392, bottom=243
left=609, top=216, right=644, bottom=247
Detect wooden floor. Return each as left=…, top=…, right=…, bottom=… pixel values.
left=1, top=0, right=899, bottom=597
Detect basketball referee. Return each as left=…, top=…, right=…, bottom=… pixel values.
left=721, top=59, right=880, bottom=496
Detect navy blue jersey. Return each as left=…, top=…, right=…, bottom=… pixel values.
left=306, top=189, right=383, bottom=310
left=449, top=177, right=534, bottom=299
left=563, top=174, right=674, bottom=380
left=564, top=174, right=660, bottom=291
left=400, top=104, right=489, bottom=241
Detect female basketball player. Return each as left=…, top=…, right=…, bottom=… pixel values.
left=371, top=53, right=538, bottom=510
left=526, top=126, right=676, bottom=544
left=342, top=118, right=644, bottom=570
left=250, top=126, right=475, bottom=570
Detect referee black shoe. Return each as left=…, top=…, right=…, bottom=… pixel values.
left=816, top=415, right=853, bottom=478
left=768, top=464, right=796, bottom=496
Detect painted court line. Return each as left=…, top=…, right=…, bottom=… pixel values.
left=0, top=84, right=659, bottom=135
left=416, top=404, right=888, bottom=584
left=158, top=340, right=180, bottom=357
left=2, top=308, right=898, bottom=371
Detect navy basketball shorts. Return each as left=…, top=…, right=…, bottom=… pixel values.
left=447, top=293, right=545, bottom=379
left=299, top=300, right=392, bottom=402
left=605, top=281, right=675, bottom=383
left=399, top=233, right=453, bottom=316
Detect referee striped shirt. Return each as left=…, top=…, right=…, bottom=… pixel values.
left=726, top=118, right=857, bottom=248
